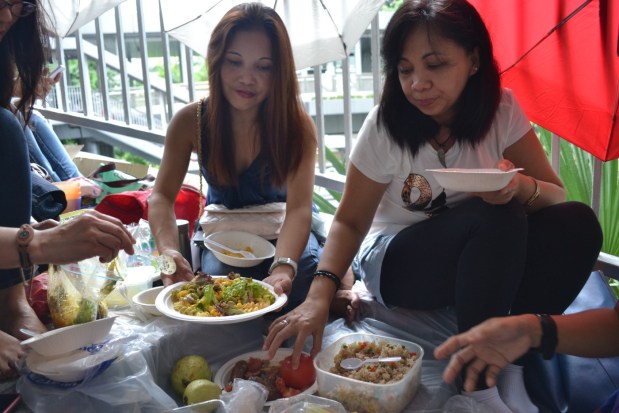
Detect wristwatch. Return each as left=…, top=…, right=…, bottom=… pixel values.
left=268, top=257, right=298, bottom=281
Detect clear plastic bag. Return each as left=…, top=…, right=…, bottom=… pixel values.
left=47, top=257, right=123, bottom=328
left=268, top=394, right=347, bottom=413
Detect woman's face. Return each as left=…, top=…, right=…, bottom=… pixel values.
left=220, top=28, right=274, bottom=116
left=0, top=1, right=21, bottom=43
left=397, top=25, right=479, bottom=125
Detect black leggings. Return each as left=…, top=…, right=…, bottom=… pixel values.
left=380, top=198, right=603, bottom=333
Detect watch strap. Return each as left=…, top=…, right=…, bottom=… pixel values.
left=17, top=224, right=34, bottom=269
left=268, top=257, right=298, bottom=281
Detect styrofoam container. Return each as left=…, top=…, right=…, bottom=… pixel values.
left=313, top=333, right=424, bottom=413
left=132, top=285, right=164, bottom=316
left=204, top=231, right=275, bottom=267
left=21, top=316, right=116, bottom=357
left=426, top=168, right=523, bottom=192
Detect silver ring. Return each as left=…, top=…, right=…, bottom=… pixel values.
left=279, top=319, right=289, bottom=327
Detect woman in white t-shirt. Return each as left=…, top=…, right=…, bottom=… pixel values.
left=265, top=0, right=602, bottom=410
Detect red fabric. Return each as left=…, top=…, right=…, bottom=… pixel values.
left=469, top=0, right=619, bottom=161
left=95, top=185, right=204, bottom=236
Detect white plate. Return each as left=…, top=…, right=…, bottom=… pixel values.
left=213, top=348, right=317, bottom=406
left=155, top=277, right=287, bottom=324
left=426, top=168, right=523, bottom=192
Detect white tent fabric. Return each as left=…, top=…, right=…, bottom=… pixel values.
left=160, top=0, right=385, bottom=70
left=41, top=0, right=128, bottom=37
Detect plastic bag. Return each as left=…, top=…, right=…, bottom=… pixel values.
left=220, top=379, right=268, bottom=413
left=47, top=258, right=124, bottom=328
left=268, top=394, right=347, bottom=413
left=17, top=317, right=177, bottom=413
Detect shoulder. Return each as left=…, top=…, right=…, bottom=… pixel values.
left=167, top=101, right=201, bottom=137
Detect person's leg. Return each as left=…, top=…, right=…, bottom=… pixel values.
left=510, top=201, right=603, bottom=315
left=29, top=112, right=81, bottom=181
left=380, top=197, right=528, bottom=333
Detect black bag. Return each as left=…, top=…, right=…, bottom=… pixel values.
left=31, top=172, right=67, bottom=221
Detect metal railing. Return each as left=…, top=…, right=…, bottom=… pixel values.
left=37, top=0, right=606, bottom=213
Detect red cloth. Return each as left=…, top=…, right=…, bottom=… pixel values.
left=95, top=185, right=204, bottom=236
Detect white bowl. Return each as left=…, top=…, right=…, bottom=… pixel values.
left=426, top=168, right=523, bottom=192
left=21, top=316, right=116, bottom=357
left=26, top=345, right=118, bottom=383
left=132, top=285, right=164, bottom=316
left=204, top=231, right=275, bottom=267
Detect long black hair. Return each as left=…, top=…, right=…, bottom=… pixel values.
left=0, top=0, right=49, bottom=123
left=379, top=0, right=501, bottom=156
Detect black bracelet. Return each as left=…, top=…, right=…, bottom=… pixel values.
left=535, top=314, right=558, bottom=360
left=313, top=270, right=341, bottom=289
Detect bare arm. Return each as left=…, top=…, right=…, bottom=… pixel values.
left=264, top=162, right=388, bottom=364
left=0, top=211, right=135, bottom=268
left=147, top=102, right=198, bottom=285
left=262, top=114, right=317, bottom=296
left=434, top=302, right=619, bottom=391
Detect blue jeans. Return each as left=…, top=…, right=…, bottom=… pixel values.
left=199, top=231, right=323, bottom=314
left=0, top=108, right=32, bottom=288
left=26, top=111, right=81, bottom=182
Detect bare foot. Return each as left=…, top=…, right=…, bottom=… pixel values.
left=0, top=331, right=25, bottom=379
left=0, top=283, right=47, bottom=341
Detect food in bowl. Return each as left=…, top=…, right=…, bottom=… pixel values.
left=314, top=333, right=423, bottom=413
left=170, top=272, right=275, bottom=317
left=204, top=231, right=275, bottom=268
left=223, top=246, right=253, bottom=258
left=329, top=340, right=418, bottom=384
left=222, top=352, right=315, bottom=401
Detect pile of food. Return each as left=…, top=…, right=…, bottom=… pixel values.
left=330, top=340, right=418, bottom=384
left=225, top=353, right=316, bottom=401
left=223, top=246, right=253, bottom=258
left=170, top=272, right=275, bottom=317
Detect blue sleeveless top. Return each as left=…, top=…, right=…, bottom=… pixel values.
left=199, top=100, right=286, bottom=209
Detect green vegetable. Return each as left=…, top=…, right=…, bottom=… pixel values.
left=197, top=284, right=217, bottom=310
left=222, top=279, right=249, bottom=303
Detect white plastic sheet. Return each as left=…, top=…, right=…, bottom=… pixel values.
left=41, top=0, right=128, bottom=37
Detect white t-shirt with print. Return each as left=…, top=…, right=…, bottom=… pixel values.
left=350, top=88, right=532, bottom=239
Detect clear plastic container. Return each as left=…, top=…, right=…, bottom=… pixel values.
left=313, top=333, right=424, bottom=413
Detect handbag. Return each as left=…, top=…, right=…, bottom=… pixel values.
left=95, top=185, right=205, bottom=236
left=199, top=202, right=286, bottom=240
left=88, top=162, right=155, bottom=203
left=194, top=99, right=286, bottom=240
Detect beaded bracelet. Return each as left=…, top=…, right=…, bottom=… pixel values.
left=535, top=314, right=558, bottom=359
left=524, top=177, right=541, bottom=207
left=313, top=270, right=341, bottom=289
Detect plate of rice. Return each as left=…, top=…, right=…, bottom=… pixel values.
left=155, top=273, right=287, bottom=324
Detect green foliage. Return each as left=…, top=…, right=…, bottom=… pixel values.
left=113, top=148, right=158, bottom=168
left=67, top=59, right=119, bottom=90
left=313, top=146, right=346, bottom=215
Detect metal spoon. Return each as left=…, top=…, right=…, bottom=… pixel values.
left=203, top=239, right=256, bottom=259
left=339, top=356, right=402, bottom=370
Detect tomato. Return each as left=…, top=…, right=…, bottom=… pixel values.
left=279, top=354, right=316, bottom=390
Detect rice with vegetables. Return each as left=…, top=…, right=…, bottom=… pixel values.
left=330, top=340, right=417, bottom=384
left=171, top=272, right=275, bottom=317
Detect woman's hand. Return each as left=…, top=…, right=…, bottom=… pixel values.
left=263, top=294, right=331, bottom=368
left=470, top=159, right=521, bottom=205
left=158, top=249, right=194, bottom=286
left=434, top=314, right=539, bottom=391
left=30, top=210, right=135, bottom=265
left=262, top=272, right=293, bottom=297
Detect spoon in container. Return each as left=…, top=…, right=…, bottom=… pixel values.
left=339, top=356, right=402, bottom=370
left=203, top=239, right=256, bottom=259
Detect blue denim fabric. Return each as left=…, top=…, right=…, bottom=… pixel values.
left=26, top=111, right=81, bottom=182
left=199, top=231, right=323, bottom=314
left=0, top=108, right=32, bottom=288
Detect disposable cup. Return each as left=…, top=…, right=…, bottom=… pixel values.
left=54, top=180, right=82, bottom=213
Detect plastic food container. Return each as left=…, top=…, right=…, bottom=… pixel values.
left=313, top=333, right=424, bottom=413
left=204, top=231, right=275, bottom=267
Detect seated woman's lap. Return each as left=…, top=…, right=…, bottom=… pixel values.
left=380, top=197, right=527, bottom=332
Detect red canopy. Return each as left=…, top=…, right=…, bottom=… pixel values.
left=469, top=0, right=619, bottom=161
